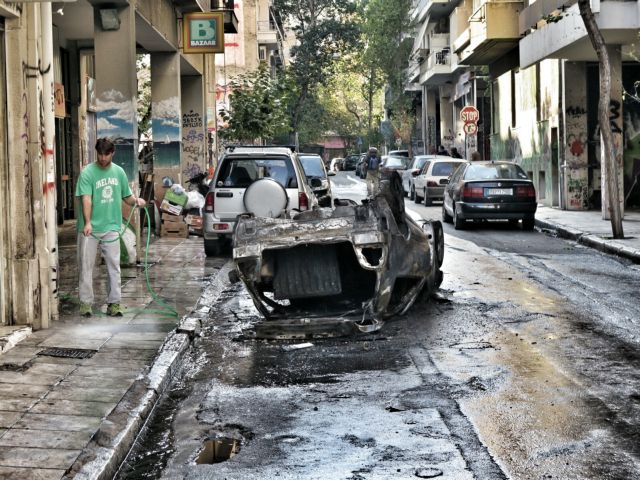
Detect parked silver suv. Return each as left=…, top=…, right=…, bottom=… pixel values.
left=203, top=146, right=316, bottom=256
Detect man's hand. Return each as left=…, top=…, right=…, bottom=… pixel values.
left=136, top=197, right=146, bottom=207
left=83, top=221, right=92, bottom=237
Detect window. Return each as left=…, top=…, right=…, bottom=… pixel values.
left=259, top=46, right=267, bottom=62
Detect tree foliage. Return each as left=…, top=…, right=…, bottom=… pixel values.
left=218, top=64, right=293, bottom=143
left=136, top=54, right=151, bottom=142
left=272, top=0, right=360, bottom=133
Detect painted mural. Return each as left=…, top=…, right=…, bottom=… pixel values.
left=96, top=89, right=137, bottom=179
left=623, top=66, right=640, bottom=207
left=151, top=96, right=181, bottom=169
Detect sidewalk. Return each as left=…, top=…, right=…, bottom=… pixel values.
left=536, top=205, right=640, bottom=263
left=0, top=222, right=226, bottom=480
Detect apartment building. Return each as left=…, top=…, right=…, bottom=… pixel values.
left=0, top=0, right=238, bottom=329
left=407, top=0, right=640, bottom=212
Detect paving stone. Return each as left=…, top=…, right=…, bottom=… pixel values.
left=26, top=364, right=77, bottom=376
left=60, top=375, right=132, bottom=390
left=0, top=466, right=65, bottom=480
left=0, top=372, right=62, bottom=386
left=0, top=447, right=80, bottom=469
left=0, top=411, right=22, bottom=428
left=0, top=397, right=38, bottom=412
left=89, top=348, right=157, bottom=361
left=38, top=334, right=111, bottom=350
left=0, top=356, right=32, bottom=368
left=13, top=413, right=102, bottom=432
left=30, top=399, right=115, bottom=417
left=70, top=366, right=140, bottom=379
left=0, top=384, right=49, bottom=398
left=46, top=386, right=127, bottom=403
left=111, top=332, right=168, bottom=341
left=0, top=429, right=92, bottom=449
left=102, top=338, right=163, bottom=349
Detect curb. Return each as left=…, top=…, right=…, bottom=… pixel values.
left=536, top=218, right=640, bottom=264
left=66, top=260, right=234, bottom=480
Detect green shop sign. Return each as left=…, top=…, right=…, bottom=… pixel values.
left=183, top=12, right=224, bottom=54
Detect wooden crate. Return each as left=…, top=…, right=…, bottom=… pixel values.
left=160, top=222, right=188, bottom=238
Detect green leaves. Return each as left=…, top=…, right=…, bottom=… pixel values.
left=218, top=64, right=293, bottom=143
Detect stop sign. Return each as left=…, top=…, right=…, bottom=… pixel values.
left=460, top=106, right=479, bottom=124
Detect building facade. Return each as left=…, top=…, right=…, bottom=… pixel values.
left=406, top=0, right=640, bottom=213
left=0, top=0, right=237, bottom=329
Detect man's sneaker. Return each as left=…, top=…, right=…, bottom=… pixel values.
left=79, top=303, right=92, bottom=317
left=107, top=303, right=124, bottom=317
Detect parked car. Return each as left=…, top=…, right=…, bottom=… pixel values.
left=380, top=155, right=410, bottom=178
left=442, top=161, right=537, bottom=230
left=299, top=153, right=334, bottom=207
left=402, top=155, right=431, bottom=199
left=389, top=149, right=410, bottom=158
left=355, top=153, right=367, bottom=178
left=330, top=157, right=344, bottom=172
left=231, top=171, right=444, bottom=337
left=413, top=157, right=466, bottom=205
left=342, top=154, right=359, bottom=171
left=203, top=146, right=317, bottom=256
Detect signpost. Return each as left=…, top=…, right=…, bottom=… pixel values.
left=460, top=105, right=479, bottom=160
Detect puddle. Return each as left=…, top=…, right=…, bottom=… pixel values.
left=196, top=437, right=240, bottom=464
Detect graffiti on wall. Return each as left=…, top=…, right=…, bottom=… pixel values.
left=182, top=110, right=205, bottom=179
left=565, top=104, right=588, bottom=169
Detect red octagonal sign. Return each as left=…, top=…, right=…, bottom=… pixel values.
left=460, top=106, right=479, bottom=124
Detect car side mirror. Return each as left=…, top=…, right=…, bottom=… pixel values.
left=412, top=171, right=420, bottom=177
left=442, top=179, right=449, bottom=185
left=310, top=178, right=322, bottom=188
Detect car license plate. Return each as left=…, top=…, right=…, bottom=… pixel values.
left=485, top=188, right=512, bottom=196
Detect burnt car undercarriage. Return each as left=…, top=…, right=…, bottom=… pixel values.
left=231, top=172, right=444, bottom=338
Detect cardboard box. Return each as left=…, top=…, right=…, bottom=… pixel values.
left=185, top=214, right=203, bottom=228
left=160, top=198, right=183, bottom=216
left=164, top=189, right=188, bottom=207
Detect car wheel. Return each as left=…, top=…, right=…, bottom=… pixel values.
left=414, top=188, right=422, bottom=203
left=424, top=190, right=432, bottom=206
left=508, top=219, right=519, bottom=228
left=453, top=204, right=465, bottom=230
left=522, top=218, right=535, bottom=231
left=442, top=203, right=452, bottom=223
left=204, top=239, right=221, bottom=257
left=409, top=185, right=415, bottom=201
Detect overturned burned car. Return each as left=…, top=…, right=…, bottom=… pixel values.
left=231, top=172, right=444, bottom=337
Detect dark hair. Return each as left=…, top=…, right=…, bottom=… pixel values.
left=95, top=138, right=115, bottom=155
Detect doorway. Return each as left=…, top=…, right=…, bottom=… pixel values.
left=551, top=127, right=559, bottom=206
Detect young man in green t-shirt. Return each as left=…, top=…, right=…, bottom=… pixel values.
left=75, top=138, right=146, bottom=317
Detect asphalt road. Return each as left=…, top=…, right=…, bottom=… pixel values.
left=117, top=171, right=640, bottom=479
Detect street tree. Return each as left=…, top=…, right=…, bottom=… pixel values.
left=136, top=54, right=151, bottom=142
left=272, top=0, right=359, bottom=135
left=218, top=64, right=292, bottom=144
left=578, top=0, right=624, bottom=238
left=359, top=0, right=414, bottom=149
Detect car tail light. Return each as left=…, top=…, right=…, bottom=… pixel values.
left=213, top=223, right=229, bottom=231
left=204, top=192, right=214, bottom=212
left=299, top=192, right=309, bottom=211
left=515, top=185, right=536, bottom=198
left=427, top=181, right=439, bottom=187
left=462, top=186, right=484, bottom=199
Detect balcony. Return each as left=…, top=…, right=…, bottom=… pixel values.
left=257, top=20, right=278, bottom=45
left=420, top=48, right=452, bottom=85
left=519, top=0, right=640, bottom=68
left=450, top=0, right=473, bottom=53
left=211, top=0, right=238, bottom=34
left=457, top=0, right=523, bottom=65
left=413, top=0, right=460, bottom=23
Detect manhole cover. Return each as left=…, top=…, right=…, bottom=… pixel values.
left=37, top=348, right=96, bottom=359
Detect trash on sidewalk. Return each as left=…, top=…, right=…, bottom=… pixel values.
left=161, top=212, right=189, bottom=238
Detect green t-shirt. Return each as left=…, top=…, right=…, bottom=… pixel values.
left=75, top=162, right=132, bottom=233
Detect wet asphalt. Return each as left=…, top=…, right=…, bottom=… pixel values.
left=117, top=172, right=640, bottom=480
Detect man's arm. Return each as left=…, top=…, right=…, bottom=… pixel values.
left=82, top=195, right=93, bottom=237
left=123, top=195, right=146, bottom=208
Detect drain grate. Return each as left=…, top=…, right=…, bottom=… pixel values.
left=37, top=348, right=96, bottom=359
